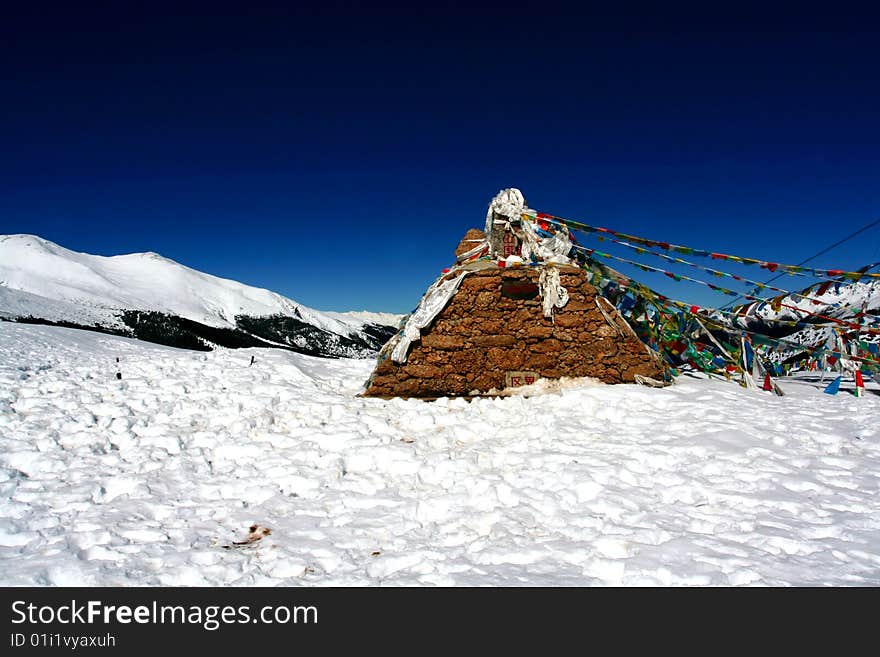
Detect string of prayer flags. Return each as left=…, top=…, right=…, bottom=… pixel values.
left=571, top=243, right=880, bottom=335
left=537, top=212, right=880, bottom=281
left=562, top=226, right=880, bottom=321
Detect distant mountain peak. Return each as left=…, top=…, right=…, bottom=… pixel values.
left=0, top=234, right=402, bottom=358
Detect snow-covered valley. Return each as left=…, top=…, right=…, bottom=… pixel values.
left=1, top=322, right=878, bottom=586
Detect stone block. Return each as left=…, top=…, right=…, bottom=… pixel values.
left=472, top=334, right=517, bottom=347
left=525, top=325, right=553, bottom=339
left=553, top=314, right=587, bottom=328
left=421, top=334, right=462, bottom=349
left=455, top=228, right=487, bottom=257
left=532, top=339, right=563, bottom=353
left=407, top=364, right=442, bottom=378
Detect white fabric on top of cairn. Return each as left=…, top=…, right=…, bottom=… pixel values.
left=484, top=187, right=574, bottom=264
left=484, top=188, right=526, bottom=240
left=521, top=219, right=574, bottom=264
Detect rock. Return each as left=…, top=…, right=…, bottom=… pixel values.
left=525, top=325, right=553, bottom=339
left=450, top=350, right=486, bottom=370
left=407, top=364, right=442, bottom=379
left=532, top=339, right=563, bottom=353
left=454, top=228, right=487, bottom=258
left=564, top=299, right=594, bottom=312
left=552, top=314, right=587, bottom=329
left=523, top=353, right=556, bottom=370
left=421, top=334, right=462, bottom=349
left=472, top=335, right=517, bottom=347
left=464, top=275, right=502, bottom=291
left=486, top=347, right=524, bottom=369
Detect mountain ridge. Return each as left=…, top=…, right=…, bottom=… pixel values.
left=0, top=234, right=402, bottom=358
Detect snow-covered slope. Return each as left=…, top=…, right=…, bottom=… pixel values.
left=0, top=285, right=117, bottom=326
left=1, top=322, right=878, bottom=586
left=0, top=234, right=398, bottom=357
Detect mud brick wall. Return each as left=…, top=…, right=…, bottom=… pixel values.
left=364, top=265, right=664, bottom=398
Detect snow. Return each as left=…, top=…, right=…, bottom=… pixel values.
left=324, top=310, right=405, bottom=330
left=0, top=234, right=385, bottom=337
left=0, top=285, right=122, bottom=328
left=1, top=321, right=878, bottom=586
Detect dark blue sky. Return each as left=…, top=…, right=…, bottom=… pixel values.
left=2, top=4, right=879, bottom=312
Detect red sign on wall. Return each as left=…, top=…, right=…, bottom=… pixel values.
left=505, top=371, right=540, bottom=388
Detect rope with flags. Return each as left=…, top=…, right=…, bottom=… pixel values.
left=568, top=242, right=880, bottom=336
left=534, top=212, right=880, bottom=281
left=589, top=267, right=880, bottom=374
left=557, top=232, right=879, bottom=386
left=542, top=216, right=880, bottom=322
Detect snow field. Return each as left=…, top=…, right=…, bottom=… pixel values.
left=1, top=323, right=878, bottom=586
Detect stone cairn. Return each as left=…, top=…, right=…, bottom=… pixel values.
left=362, top=229, right=665, bottom=399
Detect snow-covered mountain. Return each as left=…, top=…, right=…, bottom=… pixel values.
left=0, top=234, right=401, bottom=357
left=736, top=278, right=879, bottom=324
left=727, top=276, right=880, bottom=362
